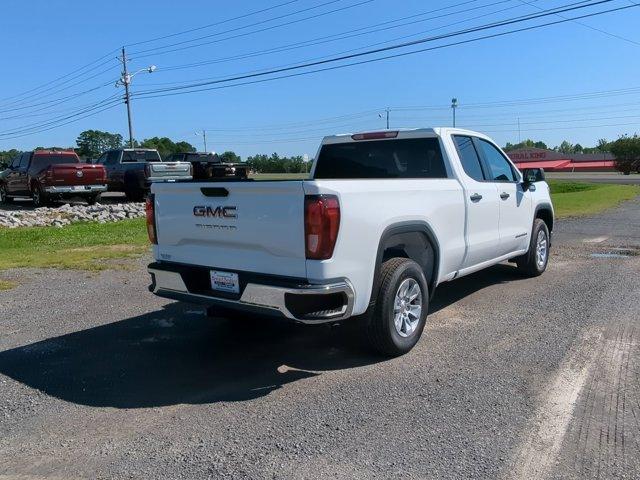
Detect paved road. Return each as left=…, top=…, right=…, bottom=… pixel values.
left=546, top=172, right=640, bottom=185
left=0, top=201, right=639, bottom=479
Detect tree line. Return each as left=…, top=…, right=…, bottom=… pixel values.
left=503, top=138, right=611, bottom=154
left=1, top=129, right=638, bottom=174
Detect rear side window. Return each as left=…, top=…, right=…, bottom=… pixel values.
left=122, top=150, right=161, bottom=163
left=453, top=136, right=485, bottom=182
left=18, top=153, right=31, bottom=168
left=314, top=138, right=447, bottom=179
left=106, top=151, right=120, bottom=164
left=477, top=139, right=517, bottom=182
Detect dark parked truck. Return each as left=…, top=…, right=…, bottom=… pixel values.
left=165, top=152, right=249, bottom=180
left=0, top=150, right=106, bottom=207
left=95, top=148, right=192, bottom=201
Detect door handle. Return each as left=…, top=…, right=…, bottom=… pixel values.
left=470, top=193, right=483, bottom=202
left=500, top=192, right=510, bottom=200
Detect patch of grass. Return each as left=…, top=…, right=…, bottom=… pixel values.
left=548, top=180, right=640, bottom=218
left=0, top=279, right=17, bottom=290
left=0, top=219, right=149, bottom=271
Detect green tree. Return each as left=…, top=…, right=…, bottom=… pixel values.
left=0, top=149, right=19, bottom=169
left=76, top=130, right=123, bottom=159
left=503, top=139, right=548, bottom=151
left=555, top=140, right=574, bottom=154
left=608, top=135, right=640, bottom=174
left=219, top=151, right=242, bottom=163
left=139, top=137, right=195, bottom=159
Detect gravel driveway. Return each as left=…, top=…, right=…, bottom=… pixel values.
left=0, top=200, right=639, bottom=479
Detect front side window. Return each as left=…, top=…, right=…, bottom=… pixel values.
left=453, top=136, right=485, bottom=182
left=314, top=138, right=447, bottom=179
left=478, top=139, right=517, bottom=182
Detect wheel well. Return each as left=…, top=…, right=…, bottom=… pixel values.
left=536, top=207, right=553, bottom=232
left=379, top=229, right=438, bottom=293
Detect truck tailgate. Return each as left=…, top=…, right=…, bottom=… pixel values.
left=50, top=163, right=105, bottom=185
left=153, top=181, right=307, bottom=278
left=146, top=161, right=192, bottom=182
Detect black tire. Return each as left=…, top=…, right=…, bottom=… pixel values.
left=0, top=184, right=12, bottom=204
left=366, top=257, right=429, bottom=357
left=516, top=218, right=550, bottom=277
left=86, top=193, right=101, bottom=205
left=125, top=188, right=145, bottom=202
left=31, top=183, right=47, bottom=208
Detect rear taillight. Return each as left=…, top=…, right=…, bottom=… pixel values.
left=146, top=195, right=157, bottom=244
left=304, top=195, right=340, bottom=260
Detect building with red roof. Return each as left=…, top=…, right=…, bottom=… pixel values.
left=507, top=148, right=615, bottom=172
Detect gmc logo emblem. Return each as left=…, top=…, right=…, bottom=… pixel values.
left=193, top=206, right=237, bottom=218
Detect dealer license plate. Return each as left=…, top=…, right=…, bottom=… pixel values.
left=210, top=270, right=239, bottom=294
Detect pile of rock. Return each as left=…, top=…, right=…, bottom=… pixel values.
left=0, top=202, right=146, bottom=229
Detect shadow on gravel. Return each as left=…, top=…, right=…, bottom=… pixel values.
left=0, top=303, right=379, bottom=408
left=430, top=263, right=525, bottom=313
left=0, top=263, right=525, bottom=409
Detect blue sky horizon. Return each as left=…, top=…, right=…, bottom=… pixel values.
left=1, top=0, right=639, bottom=158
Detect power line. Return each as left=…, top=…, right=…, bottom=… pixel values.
left=131, top=1, right=629, bottom=99
left=0, top=50, right=119, bottom=106
left=152, top=0, right=494, bottom=73
left=129, top=0, right=375, bottom=58
left=517, top=0, right=640, bottom=45
left=125, top=0, right=301, bottom=47
left=0, top=62, right=119, bottom=111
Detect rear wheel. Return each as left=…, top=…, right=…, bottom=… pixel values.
left=0, top=184, right=12, bottom=204
left=365, top=258, right=429, bottom=357
left=31, top=183, right=47, bottom=208
left=86, top=193, right=101, bottom=205
left=516, top=218, right=550, bottom=277
left=125, top=188, right=145, bottom=202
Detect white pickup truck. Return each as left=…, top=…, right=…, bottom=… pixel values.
left=146, top=128, right=553, bottom=356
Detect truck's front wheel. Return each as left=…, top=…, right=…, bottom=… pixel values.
left=366, top=258, right=428, bottom=357
left=516, top=218, right=550, bottom=277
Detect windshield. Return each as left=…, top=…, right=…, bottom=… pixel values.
left=314, top=138, right=448, bottom=179
left=122, top=150, right=161, bottom=163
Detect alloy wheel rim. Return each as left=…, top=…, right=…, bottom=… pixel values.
left=536, top=230, right=548, bottom=268
left=33, top=189, right=40, bottom=206
left=393, top=278, right=422, bottom=338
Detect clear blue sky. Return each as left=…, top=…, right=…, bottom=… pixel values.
left=1, top=0, right=639, bottom=158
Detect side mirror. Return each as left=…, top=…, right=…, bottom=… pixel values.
left=521, top=167, right=545, bottom=189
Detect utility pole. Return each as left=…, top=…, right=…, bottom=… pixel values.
left=196, top=129, right=207, bottom=152
left=120, top=47, right=134, bottom=148
left=116, top=48, right=156, bottom=149
left=379, top=108, right=390, bottom=129
left=451, top=98, right=458, bottom=128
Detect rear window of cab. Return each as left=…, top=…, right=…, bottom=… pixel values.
left=31, top=153, right=79, bottom=168
left=314, top=138, right=448, bottom=179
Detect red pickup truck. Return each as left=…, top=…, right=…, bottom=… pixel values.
left=0, top=150, right=107, bottom=207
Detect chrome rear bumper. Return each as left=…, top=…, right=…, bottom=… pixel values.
left=44, top=184, right=107, bottom=194
left=148, top=266, right=355, bottom=324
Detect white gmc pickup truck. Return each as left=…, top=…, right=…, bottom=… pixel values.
left=146, top=128, right=553, bottom=356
